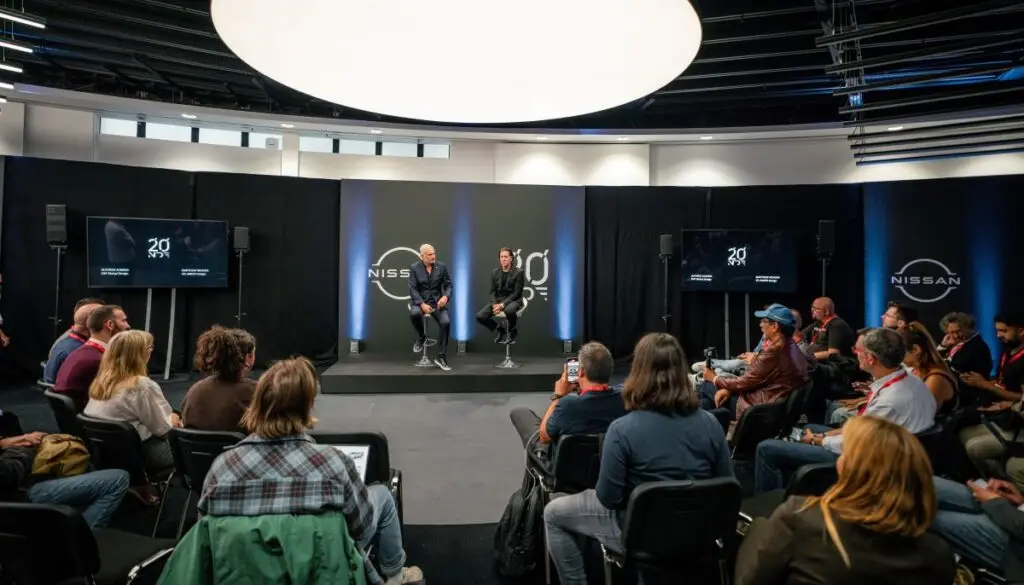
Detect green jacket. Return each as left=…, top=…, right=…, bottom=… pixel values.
left=157, top=512, right=368, bottom=585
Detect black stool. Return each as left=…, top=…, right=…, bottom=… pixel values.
left=415, top=312, right=438, bottom=367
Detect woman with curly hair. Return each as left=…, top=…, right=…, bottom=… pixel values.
left=181, top=326, right=256, bottom=433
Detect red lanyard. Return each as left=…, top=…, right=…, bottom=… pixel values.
left=998, top=348, right=1024, bottom=384
left=858, top=371, right=909, bottom=415
left=84, top=339, right=106, bottom=353
left=812, top=316, right=835, bottom=344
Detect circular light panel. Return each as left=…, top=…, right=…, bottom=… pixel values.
left=212, top=0, right=702, bottom=124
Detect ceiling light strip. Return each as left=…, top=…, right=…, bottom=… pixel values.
left=0, top=7, right=45, bottom=29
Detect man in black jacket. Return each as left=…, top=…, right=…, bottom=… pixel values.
left=408, top=244, right=454, bottom=371
left=476, top=248, right=526, bottom=344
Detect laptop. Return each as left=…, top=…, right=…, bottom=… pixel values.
left=333, top=445, right=371, bottom=482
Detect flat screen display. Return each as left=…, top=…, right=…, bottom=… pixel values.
left=87, top=217, right=229, bottom=288
left=680, top=229, right=797, bottom=293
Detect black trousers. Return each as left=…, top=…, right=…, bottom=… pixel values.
left=476, top=299, right=522, bottom=333
left=409, top=303, right=450, bottom=357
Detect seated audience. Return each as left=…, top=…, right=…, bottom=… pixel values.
left=181, top=326, right=257, bottom=433
left=803, top=297, right=857, bottom=361
left=701, top=304, right=808, bottom=418
left=544, top=333, right=733, bottom=585
left=736, top=415, right=954, bottom=585
left=901, top=321, right=958, bottom=416
left=754, top=328, right=936, bottom=493
left=198, top=357, right=423, bottom=585
left=84, top=330, right=178, bottom=503
left=881, top=300, right=919, bottom=332
left=931, top=476, right=1024, bottom=582
left=958, top=312, right=1024, bottom=478
left=509, top=341, right=624, bottom=451
left=42, top=297, right=104, bottom=383
left=937, top=312, right=993, bottom=392
left=0, top=431, right=129, bottom=529
left=54, top=304, right=130, bottom=410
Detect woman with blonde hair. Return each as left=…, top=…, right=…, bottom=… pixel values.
left=735, top=415, right=955, bottom=585
left=901, top=321, right=958, bottom=416
left=84, top=330, right=180, bottom=503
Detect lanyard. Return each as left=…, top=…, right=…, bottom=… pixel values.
left=812, top=316, right=835, bottom=344
left=84, top=339, right=106, bottom=353
left=858, top=370, right=909, bottom=415
left=998, top=347, right=1024, bottom=384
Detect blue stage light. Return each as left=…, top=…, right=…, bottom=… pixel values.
left=862, top=186, right=888, bottom=328
left=345, top=184, right=372, bottom=341
left=969, top=192, right=1002, bottom=373
left=452, top=188, right=473, bottom=341
left=554, top=188, right=582, bottom=341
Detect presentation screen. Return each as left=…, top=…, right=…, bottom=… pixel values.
left=680, top=229, right=797, bottom=293
left=87, top=217, right=229, bottom=288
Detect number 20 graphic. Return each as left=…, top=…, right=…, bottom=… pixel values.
left=147, top=237, right=170, bottom=259
left=727, top=246, right=747, bottom=267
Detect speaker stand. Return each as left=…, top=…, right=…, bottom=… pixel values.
left=235, top=249, right=247, bottom=329
left=48, top=245, right=67, bottom=340
left=659, top=254, right=671, bottom=332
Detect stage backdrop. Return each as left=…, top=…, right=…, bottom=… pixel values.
left=339, top=180, right=584, bottom=356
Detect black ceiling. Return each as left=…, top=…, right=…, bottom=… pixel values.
left=7, top=0, right=1024, bottom=130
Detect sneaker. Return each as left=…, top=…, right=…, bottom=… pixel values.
left=413, top=338, right=425, bottom=353
left=434, top=356, right=451, bottom=371
left=385, top=566, right=424, bottom=585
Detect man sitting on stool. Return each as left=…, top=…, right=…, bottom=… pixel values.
left=476, top=248, right=525, bottom=344
left=408, top=244, right=453, bottom=371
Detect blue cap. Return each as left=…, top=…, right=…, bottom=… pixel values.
left=755, top=303, right=796, bottom=327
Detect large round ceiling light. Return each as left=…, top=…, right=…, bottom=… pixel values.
left=211, top=0, right=702, bottom=124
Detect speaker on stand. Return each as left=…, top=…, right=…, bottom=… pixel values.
left=46, top=205, right=68, bottom=340
left=233, top=227, right=249, bottom=329
left=817, top=220, right=835, bottom=297
left=659, top=234, right=673, bottom=332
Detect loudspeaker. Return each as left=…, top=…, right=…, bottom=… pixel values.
left=817, top=220, right=835, bottom=257
left=659, top=234, right=674, bottom=257
left=45, top=204, right=66, bottom=246
left=233, top=226, right=250, bottom=252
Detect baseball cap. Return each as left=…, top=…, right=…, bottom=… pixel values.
left=754, top=303, right=796, bottom=327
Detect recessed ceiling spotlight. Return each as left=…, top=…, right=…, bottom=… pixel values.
left=887, top=126, right=904, bottom=131
left=281, top=123, right=295, bottom=128
left=700, top=135, right=713, bottom=140
left=535, top=136, right=548, bottom=141
left=370, top=129, right=383, bottom=134
left=617, top=136, right=629, bottom=141
left=181, top=113, right=197, bottom=119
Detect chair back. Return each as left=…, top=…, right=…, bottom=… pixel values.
left=785, top=462, right=838, bottom=498
left=620, top=477, right=741, bottom=567
left=308, top=431, right=391, bottom=485
left=914, top=422, right=944, bottom=467
left=168, top=428, right=245, bottom=490
left=0, top=502, right=99, bottom=584
left=76, top=413, right=150, bottom=483
left=782, top=380, right=813, bottom=430
left=731, top=400, right=789, bottom=460
left=551, top=434, right=603, bottom=493
left=43, top=389, right=83, bottom=436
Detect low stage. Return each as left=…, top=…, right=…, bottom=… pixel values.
left=320, top=354, right=564, bottom=394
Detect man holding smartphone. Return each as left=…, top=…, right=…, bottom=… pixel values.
left=508, top=342, right=624, bottom=455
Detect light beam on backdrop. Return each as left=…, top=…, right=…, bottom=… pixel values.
left=554, top=188, right=582, bottom=342
left=452, top=188, right=472, bottom=341
left=863, top=186, right=889, bottom=327
left=345, top=183, right=372, bottom=342
left=969, top=189, right=1002, bottom=373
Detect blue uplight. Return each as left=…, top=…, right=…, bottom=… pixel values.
left=452, top=188, right=473, bottom=341
left=345, top=183, right=372, bottom=341
left=863, top=185, right=889, bottom=328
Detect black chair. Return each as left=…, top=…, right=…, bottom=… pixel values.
left=0, top=502, right=175, bottom=585
left=730, top=400, right=790, bottom=461
left=167, top=427, right=245, bottom=538
left=308, top=431, right=404, bottom=526
left=601, top=477, right=742, bottom=585
left=44, top=389, right=84, bottom=436
left=76, top=414, right=174, bottom=537
left=739, top=461, right=838, bottom=525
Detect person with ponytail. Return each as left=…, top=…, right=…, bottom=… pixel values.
left=181, top=326, right=257, bottom=433
left=735, top=415, right=955, bottom=585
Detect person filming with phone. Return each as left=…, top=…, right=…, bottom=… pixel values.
left=508, top=342, right=625, bottom=457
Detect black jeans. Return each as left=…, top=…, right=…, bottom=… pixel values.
left=476, top=299, right=522, bottom=334
left=409, top=303, right=450, bottom=357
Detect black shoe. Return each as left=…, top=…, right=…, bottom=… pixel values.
left=413, top=338, right=425, bottom=353
left=434, top=356, right=451, bottom=371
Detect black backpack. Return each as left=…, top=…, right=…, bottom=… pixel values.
left=494, top=468, right=545, bottom=577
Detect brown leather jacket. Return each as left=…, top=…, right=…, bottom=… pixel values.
left=715, top=337, right=809, bottom=416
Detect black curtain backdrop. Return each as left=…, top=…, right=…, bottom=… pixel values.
left=188, top=173, right=340, bottom=367
left=1, top=158, right=194, bottom=378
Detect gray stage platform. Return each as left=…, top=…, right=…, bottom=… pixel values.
left=320, top=353, right=564, bottom=394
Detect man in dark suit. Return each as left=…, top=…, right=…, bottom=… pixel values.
left=408, top=244, right=453, bottom=371
left=476, top=248, right=526, bottom=344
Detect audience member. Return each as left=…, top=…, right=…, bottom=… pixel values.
left=882, top=301, right=919, bottom=332
left=753, top=328, right=936, bottom=493
left=0, top=431, right=129, bottom=529
left=543, top=333, right=733, bottom=585
left=931, top=476, right=1024, bottom=582
left=509, top=341, right=624, bottom=452
left=84, top=330, right=178, bottom=504
left=937, top=312, right=993, bottom=390
left=803, top=297, right=856, bottom=361
left=701, top=304, right=808, bottom=418
left=901, top=322, right=958, bottom=416
left=736, top=415, right=954, bottom=585
left=42, top=297, right=104, bottom=383
left=198, top=357, right=423, bottom=585
left=181, top=326, right=257, bottom=433
left=53, top=304, right=129, bottom=410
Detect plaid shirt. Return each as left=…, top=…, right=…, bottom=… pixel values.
left=197, top=434, right=381, bottom=583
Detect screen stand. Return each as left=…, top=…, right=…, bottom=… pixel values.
left=144, top=288, right=153, bottom=332
left=723, top=293, right=731, bottom=358
left=659, top=254, right=670, bottom=332
left=235, top=249, right=247, bottom=329
left=163, top=288, right=176, bottom=381
left=744, top=293, right=751, bottom=351
left=48, top=245, right=67, bottom=340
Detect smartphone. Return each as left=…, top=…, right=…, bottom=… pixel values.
left=566, top=359, right=580, bottom=383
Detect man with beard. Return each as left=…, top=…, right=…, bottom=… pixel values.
left=476, top=248, right=525, bottom=344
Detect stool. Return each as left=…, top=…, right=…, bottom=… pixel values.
left=415, top=312, right=438, bottom=367
left=493, top=311, right=520, bottom=369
